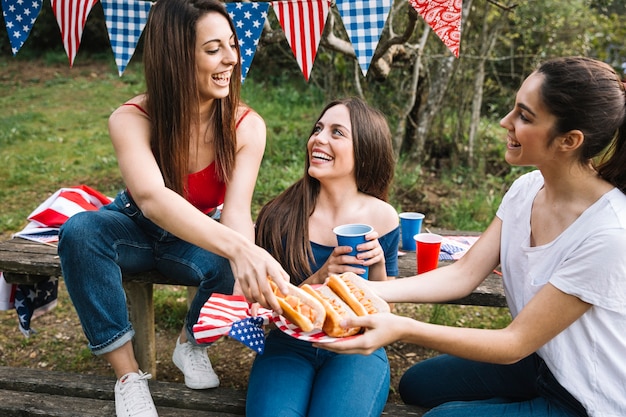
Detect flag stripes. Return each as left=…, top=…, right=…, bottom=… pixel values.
left=50, top=0, right=99, bottom=66
left=272, top=0, right=329, bottom=80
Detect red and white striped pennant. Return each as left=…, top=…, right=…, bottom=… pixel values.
left=50, top=0, right=99, bottom=67
left=271, top=0, right=330, bottom=81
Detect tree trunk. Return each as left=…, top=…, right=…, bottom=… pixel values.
left=407, top=0, right=473, bottom=160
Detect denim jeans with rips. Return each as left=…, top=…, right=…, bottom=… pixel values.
left=58, top=190, right=234, bottom=355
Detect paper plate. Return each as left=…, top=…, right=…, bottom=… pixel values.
left=272, top=314, right=347, bottom=343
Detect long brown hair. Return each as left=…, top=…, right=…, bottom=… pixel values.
left=256, top=97, right=395, bottom=280
left=537, top=57, right=626, bottom=192
left=143, top=0, right=241, bottom=195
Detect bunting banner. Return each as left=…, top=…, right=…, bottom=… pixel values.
left=2, top=0, right=462, bottom=81
left=409, top=0, right=462, bottom=57
left=50, top=0, right=100, bottom=67
left=335, top=0, right=392, bottom=75
left=226, top=1, right=269, bottom=83
left=271, top=0, right=330, bottom=81
left=2, top=0, right=43, bottom=55
left=101, top=0, right=153, bottom=76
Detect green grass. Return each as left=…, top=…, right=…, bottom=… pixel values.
left=0, top=56, right=513, bottom=380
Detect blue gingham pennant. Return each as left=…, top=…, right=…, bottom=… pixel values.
left=335, top=0, right=392, bottom=75
left=101, top=0, right=153, bottom=76
left=228, top=316, right=266, bottom=354
left=226, top=1, right=269, bottom=83
left=2, top=0, right=43, bottom=55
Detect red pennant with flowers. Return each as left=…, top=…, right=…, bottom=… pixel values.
left=409, top=0, right=462, bottom=58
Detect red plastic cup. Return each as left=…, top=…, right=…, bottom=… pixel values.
left=414, top=233, right=443, bottom=274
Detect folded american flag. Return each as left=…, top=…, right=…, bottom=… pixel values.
left=193, top=294, right=274, bottom=354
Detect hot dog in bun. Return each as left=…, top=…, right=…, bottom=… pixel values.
left=325, top=272, right=390, bottom=316
left=268, top=278, right=325, bottom=332
left=301, top=273, right=389, bottom=337
left=301, top=284, right=361, bottom=337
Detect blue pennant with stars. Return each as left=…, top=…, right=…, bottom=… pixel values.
left=229, top=316, right=266, bottom=354
left=2, top=0, right=43, bottom=55
left=225, top=1, right=269, bottom=84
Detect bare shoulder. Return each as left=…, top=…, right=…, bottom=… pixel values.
left=235, top=106, right=266, bottom=151
left=109, top=95, right=149, bottom=127
left=367, top=197, right=399, bottom=236
left=236, top=106, right=265, bottom=129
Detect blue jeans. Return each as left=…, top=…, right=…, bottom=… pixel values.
left=246, top=329, right=390, bottom=417
left=58, top=190, right=234, bottom=355
left=399, top=354, right=587, bottom=417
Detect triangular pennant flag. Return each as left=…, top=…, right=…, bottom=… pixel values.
left=226, top=1, right=269, bottom=84
left=50, top=0, right=99, bottom=67
left=2, top=0, right=43, bottom=55
left=101, top=0, right=153, bottom=76
left=335, top=0, right=392, bottom=76
left=271, top=0, right=330, bottom=81
left=409, top=0, right=462, bottom=58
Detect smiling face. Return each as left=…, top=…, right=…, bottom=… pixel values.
left=499, top=72, right=560, bottom=168
left=195, top=12, right=238, bottom=101
left=307, top=104, right=356, bottom=182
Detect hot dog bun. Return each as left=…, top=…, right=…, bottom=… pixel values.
left=301, top=284, right=361, bottom=338
left=326, top=272, right=390, bottom=316
left=268, top=278, right=325, bottom=332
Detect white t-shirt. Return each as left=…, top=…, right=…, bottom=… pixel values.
left=497, top=170, right=626, bottom=417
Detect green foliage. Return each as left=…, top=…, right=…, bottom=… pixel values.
left=153, top=286, right=189, bottom=330
left=429, top=304, right=512, bottom=329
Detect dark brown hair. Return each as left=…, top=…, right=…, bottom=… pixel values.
left=255, top=97, right=395, bottom=279
left=143, top=0, right=241, bottom=195
left=537, top=57, right=626, bottom=192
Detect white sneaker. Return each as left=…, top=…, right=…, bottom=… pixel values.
left=172, top=337, right=220, bottom=389
left=114, top=371, right=158, bottom=417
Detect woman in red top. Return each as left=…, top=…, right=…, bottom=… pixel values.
left=57, top=1, right=289, bottom=416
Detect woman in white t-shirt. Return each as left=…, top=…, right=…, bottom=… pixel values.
left=318, top=57, right=626, bottom=416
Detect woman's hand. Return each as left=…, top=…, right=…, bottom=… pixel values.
left=317, top=231, right=384, bottom=281
left=228, top=244, right=290, bottom=314
left=356, top=231, right=385, bottom=267
left=313, top=312, right=409, bottom=354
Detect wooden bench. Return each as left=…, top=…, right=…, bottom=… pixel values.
left=0, top=237, right=188, bottom=378
left=0, top=366, right=429, bottom=416
left=0, top=230, right=505, bottom=416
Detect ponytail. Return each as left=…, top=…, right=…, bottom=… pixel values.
left=597, top=115, right=626, bottom=193
left=537, top=57, right=626, bottom=193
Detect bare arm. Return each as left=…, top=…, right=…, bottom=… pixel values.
left=318, top=282, right=591, bottom=364
left=108, top=103, right=288, bottom=310
left=370, top=217, right=503, bottom=304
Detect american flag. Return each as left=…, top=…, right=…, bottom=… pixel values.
left=50, top=0, right=99, bottom=66
left=14, top=277, right=59, bottom=337
left=1, top=0, right=43, bottom=55
left=225, top=1, right=269, bottom=83
left=271, top=0, right=330, bottom=81
left=193, top=293, right=273, bottom=354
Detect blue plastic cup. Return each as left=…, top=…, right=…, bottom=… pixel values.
left=333, top=223, right=373, bottom=279
left=399, top=212, right=425, bottom=251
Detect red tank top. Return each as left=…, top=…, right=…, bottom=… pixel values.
left=122, top=103, right=251, bottom=214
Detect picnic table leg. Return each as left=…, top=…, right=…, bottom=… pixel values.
left=123, top=281, right=156, bottom=378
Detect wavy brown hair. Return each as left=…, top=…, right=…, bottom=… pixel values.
left=538, top=57, right=626, bottom=193
left=143, top=0, right=241, bottom=195
left=256, top=97, right=395, bottom=280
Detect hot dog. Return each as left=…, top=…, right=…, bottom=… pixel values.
left=268, top=278, right=325, bottom=332
left=301, top=284, right=361, bottom=337
left=325, top=272, right=390, bottom=316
